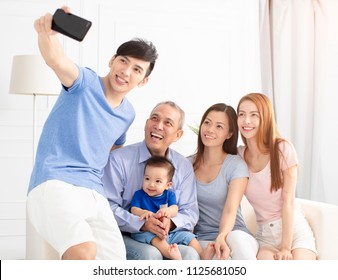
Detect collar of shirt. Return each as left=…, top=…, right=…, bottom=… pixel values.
left=139, top=140, right=173, bottom=163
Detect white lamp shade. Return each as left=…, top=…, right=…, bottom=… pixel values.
left=9, top=55, right=60, bottom=96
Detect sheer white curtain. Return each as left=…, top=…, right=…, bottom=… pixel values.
left=259, top=0, right=338, bottom=205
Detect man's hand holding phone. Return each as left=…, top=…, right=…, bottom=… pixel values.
left=51, top=8, right=92, bottom=41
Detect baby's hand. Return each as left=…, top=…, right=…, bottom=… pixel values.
left=139, top=211, right=154, bottom=221
left=157, top=208, right=171, bottom=218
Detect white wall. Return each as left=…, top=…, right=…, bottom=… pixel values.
left=0, top=0, right=261, bottom=259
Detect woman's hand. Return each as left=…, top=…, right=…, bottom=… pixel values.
left=274, top=249, right=293, bottom=260
left=214, top=234, right=231, bottom=260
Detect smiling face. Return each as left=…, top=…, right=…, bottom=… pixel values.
left=144, top=103, right=184, bottom=156
left=200, top=111, right=232, bottom=149
left=237, top=100, right=260, bottom=140
left=107, top=55, right=150, bottom=95
left=142, top=165, right=173, bottom=197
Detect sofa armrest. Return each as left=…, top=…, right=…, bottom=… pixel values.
left=298, top=198, right=338, bottom=260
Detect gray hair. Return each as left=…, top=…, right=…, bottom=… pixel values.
left=150, top=101, right=185, bottom=129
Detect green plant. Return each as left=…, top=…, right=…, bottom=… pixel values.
left=187, top=123, right=199, bottom=135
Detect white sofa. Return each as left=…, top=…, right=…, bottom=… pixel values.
left=241, top=196, right=338, bottom=260
left=26, top=197, right=338, bottom=260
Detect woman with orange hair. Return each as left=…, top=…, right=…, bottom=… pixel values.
left=237, top=93, right=317, bottom=260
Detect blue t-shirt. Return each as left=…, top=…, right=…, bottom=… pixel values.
left=28, top=66, right=135, bottom=196
left=131, top=189, right=177, bottom=213
left=188, top=154, right=251, bottom=240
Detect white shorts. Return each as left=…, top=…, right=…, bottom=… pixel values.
left=256, top=209, right=317, bottom=254
left=27, top=180, right=126, bottom=259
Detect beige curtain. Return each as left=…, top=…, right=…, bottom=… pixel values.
left=259, top=0, right=338, bottom=204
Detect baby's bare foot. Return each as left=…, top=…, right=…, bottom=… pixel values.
left=201, top=242, right=216, bottom=260
left=168, top=243, right=182, bottom=260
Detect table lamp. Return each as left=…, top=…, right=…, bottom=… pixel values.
left=9, top=55, right=60, bottom=164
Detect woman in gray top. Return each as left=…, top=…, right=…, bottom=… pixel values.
left=189, top=103, right=258, bottom=260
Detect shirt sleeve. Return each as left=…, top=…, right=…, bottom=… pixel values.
left=279, top=140, right=299, bottom=171
left=170, top=159, right=199, bottom=232
left=114, top=132, right=126, bottom=146
left=228, top=155, right=249, bottom=180
left=130, top=190, right=142, bottom=208
left=167, top=191, right=177, bottom=206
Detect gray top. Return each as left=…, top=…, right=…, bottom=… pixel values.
left=188, top=154, right=252, bottom=241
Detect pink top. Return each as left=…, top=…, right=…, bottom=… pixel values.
left=238, top=141, right=298, bottom=224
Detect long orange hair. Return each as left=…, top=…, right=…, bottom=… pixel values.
left=237, top=93, right=285, bottom=192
